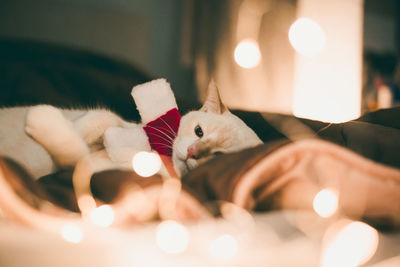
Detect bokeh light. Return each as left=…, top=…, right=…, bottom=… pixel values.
left=234, top=39, right=261, bottom=69
left=132, top=151, right=162, bottom=177
left=89, top=205, right=115, bottom=227
left=313, top=189, right=338, bottom=218
left=60, top=223, right=83, bottom=244
left=288, top=18, right=326, bottom=56
left=209, top=234, right=238, bottom=260
left=156, top=220, right=189, bottom=254
left=322, top=221, right=379, bottom=267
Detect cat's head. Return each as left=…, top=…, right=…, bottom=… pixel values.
left=172, top=81, right=262, bottom=177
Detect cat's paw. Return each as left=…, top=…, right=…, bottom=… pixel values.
left=25, top=105, right=66, bottom=139
left=25, top=105, right=89, bottom=168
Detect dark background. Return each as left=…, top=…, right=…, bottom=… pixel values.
left=0, top=0, right=399, bottom=111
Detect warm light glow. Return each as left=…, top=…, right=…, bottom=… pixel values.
left=234, top=39, right=261, bottom=69
left=132, top=151, right=162, bottom=177
left=322, top=221, right=379, bottom=267
left=220, top=202, right=256, bottom=237
left=209, top=234, right=238, bottom=260
left=292, top=0, right=363, bottom=123
left=289, top=18, right=325, bottom=57
left=89, top=205, right=115, bottom=227
left=60, top=223, right=83, bottom=243
left=313, top=189, right=338, bottom=218
left=156, top=220, right=189, bottom=254
left=158, top=178, right=182, bottom=219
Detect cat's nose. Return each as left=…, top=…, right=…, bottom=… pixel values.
left=187, top=145, right=199, bottom=159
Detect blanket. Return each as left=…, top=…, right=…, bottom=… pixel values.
left=1, top=138, right=399, bottom=230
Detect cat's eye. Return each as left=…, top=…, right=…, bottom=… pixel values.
left=194, top=125, right=203, bottom=138
left=213, top=151, right=224, bottom=156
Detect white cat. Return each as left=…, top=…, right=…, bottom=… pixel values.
left=0, top=106, right=133, bottom=178
left=172, top=81, right=262, bottom=176
left=0, top=81, right=262, bottom=179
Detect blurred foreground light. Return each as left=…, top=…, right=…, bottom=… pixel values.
left=313, top=189, right=338, bottom=218
left=209, top=234, right=238, bottom=260
left=292, top=0, right=362, bottom=123
left=322, top=221, right=379, bottom=267
left=90, top=205, right=114, bottom=227
left=61, top=223, right=83, bottom=244
left=288, top=18, right=325, bottom=57
left=132, top=151, right=162, bottom=177
left=156, top=220, right=189, bottom=254
left=234, top=39, right=261, bottom=69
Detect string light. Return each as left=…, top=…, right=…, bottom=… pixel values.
left=60, top=223, right=83, bottom=244
left=209, top=234, right=238, bottom=260
left=322, top=221, right=379, bottom=267
left=234, top=39, right=261, bottom=69
left=89, top=205, right=115, bottom=227
left=156, top=220, right=190, bottom=254
left=132, top=151, right=162, bottom=177
left=288, top=17, right=326, bottom=56
left=313, top=189, right=338, bottom=218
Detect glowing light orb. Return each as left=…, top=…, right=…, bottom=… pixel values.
left=313, top=189, right=338, bottom=218
left=234, top=39, right=262, bottom=69
left=209, top=234, right=238, bottom=260
left=61, top=223, right=83, bottom=243
left=289, top=18, right=326, bottom=56
left=156, top=220, right=189, bottom=254
left=90, top=205, right=115, bottom=227
left=132, top=151, right=162, bottom=177
left=322, top=221, right=379, bottom=267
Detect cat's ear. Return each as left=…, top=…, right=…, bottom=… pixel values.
left=200, top=79, right=229, bottom=114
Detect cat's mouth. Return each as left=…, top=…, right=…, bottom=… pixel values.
left=180, top=158, right=198, bottom=176
left=185, top=158, right=197, bottom=170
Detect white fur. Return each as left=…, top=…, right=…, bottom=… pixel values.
left=104, top=126, right=151, bottom=163
left=172, top=110, right=262, bottom=176
left=0, top=105, right=131, bottom=179
left=131, top=78, right=178, bottom=124
left=0, top=107, right=55, bottom=178
left=25, top=105, right=90, bottom=168
left=74, top=109, right=129, bottom=146
left=0, top=81, right=262, bottom=180
left=172, top=80, right=262, bottom=176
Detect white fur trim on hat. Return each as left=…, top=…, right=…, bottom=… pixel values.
left=131, top=78, right=178, bottom=124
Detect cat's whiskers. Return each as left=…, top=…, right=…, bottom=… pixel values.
left=145, top=125, right=175, bottom=144
left=143, top=132, right=174, bottom=146
left=149, top=143, right=173, bottom=149
left=159, top=117, right=177, bottom=136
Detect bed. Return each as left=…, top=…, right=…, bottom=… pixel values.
left=1, top=38, right=400, bottom=267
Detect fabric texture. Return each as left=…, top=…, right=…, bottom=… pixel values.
left=144, top=108, right=181, bottom=156
left=2, top=138, right=400, bottom=230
